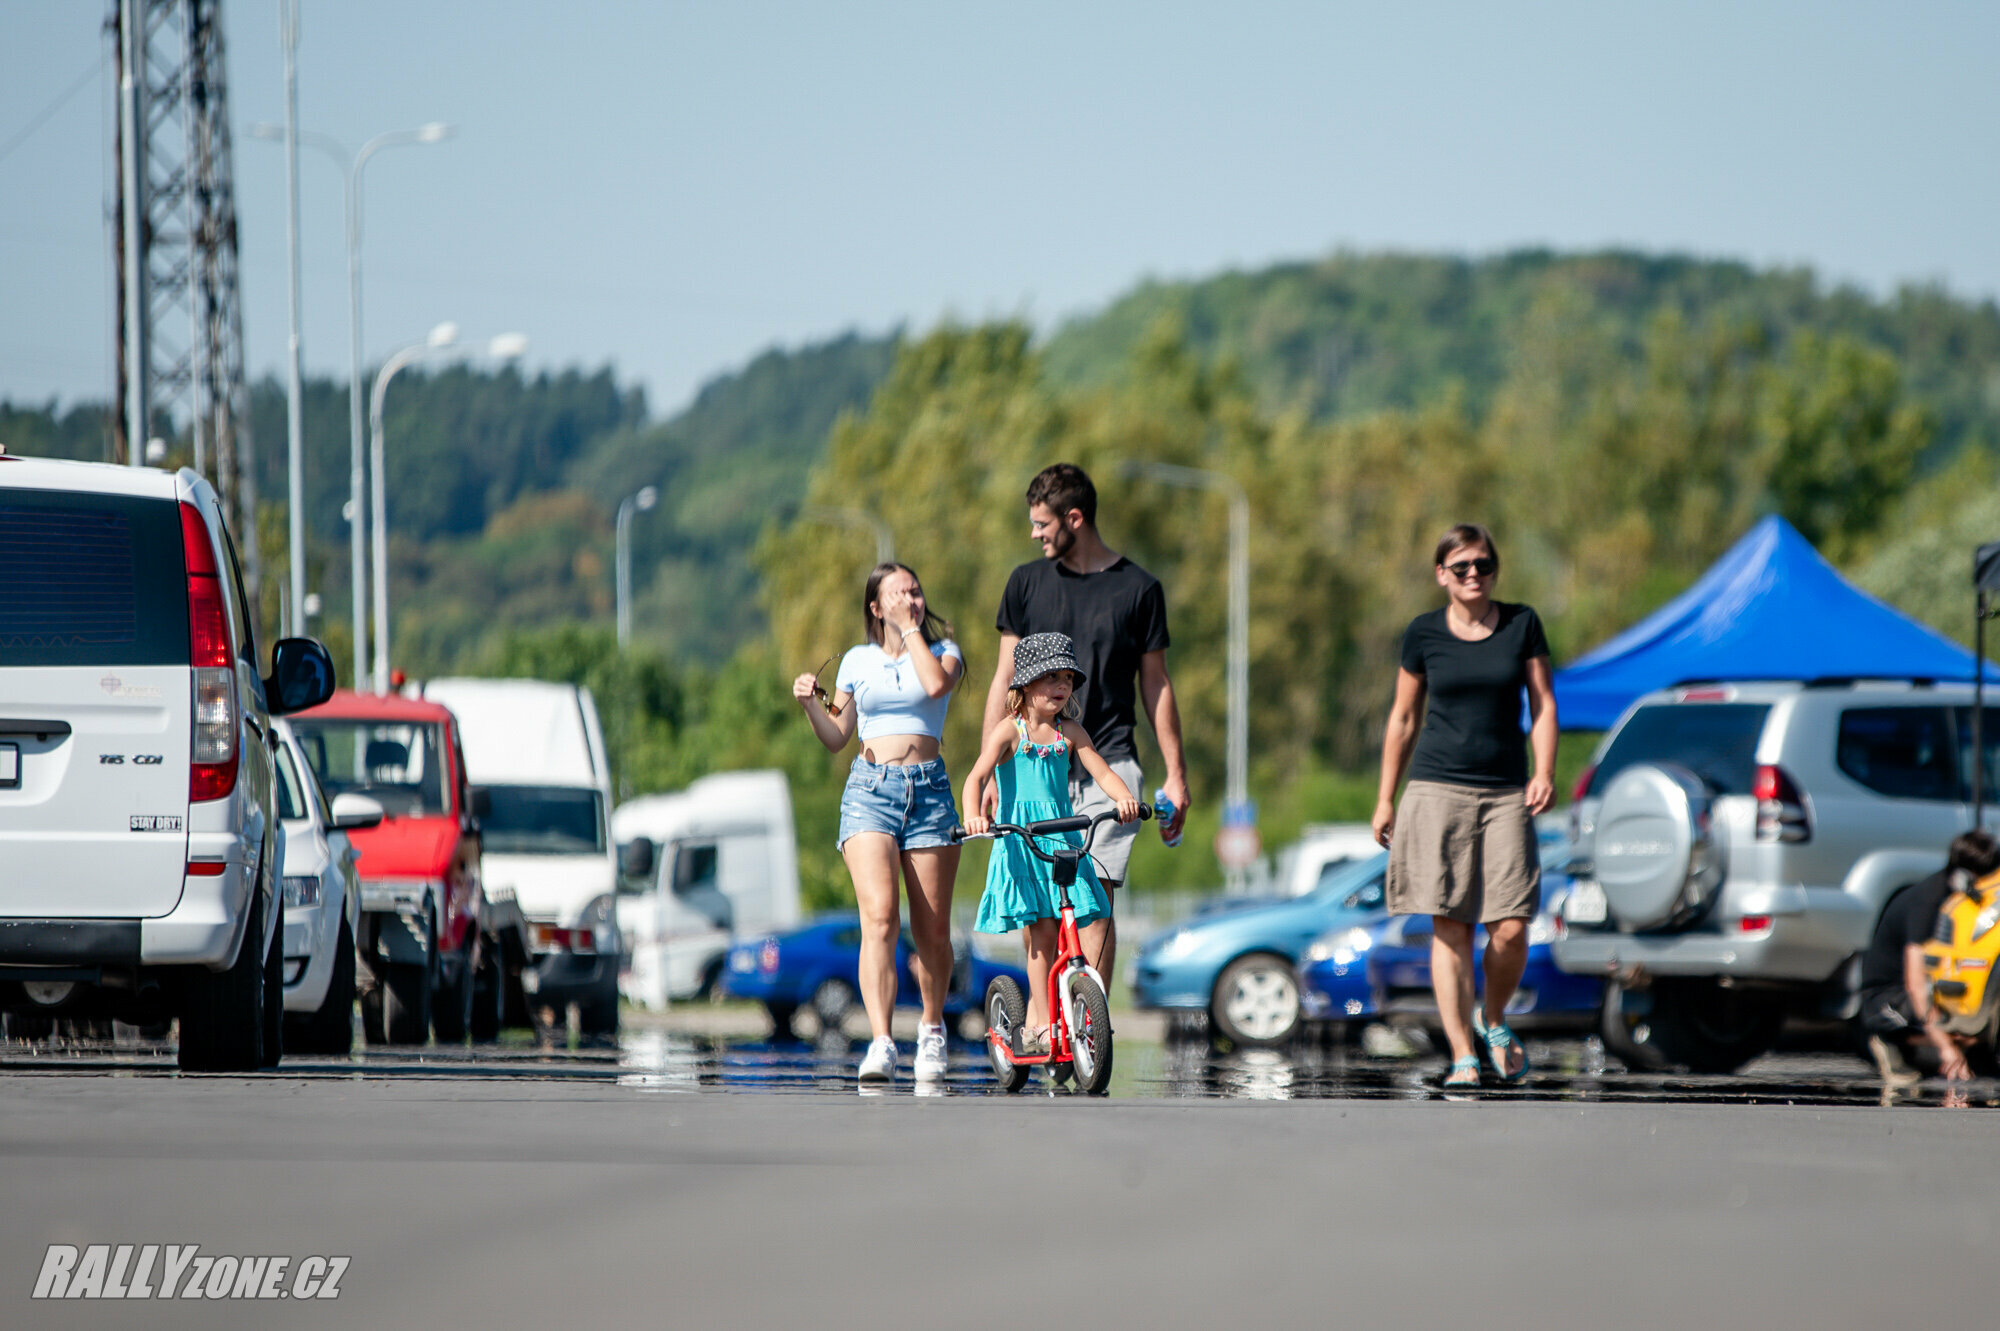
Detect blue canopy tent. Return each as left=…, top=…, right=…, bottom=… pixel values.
left=1553, top=515, right=1991, bottom=731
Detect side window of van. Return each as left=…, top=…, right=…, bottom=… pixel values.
left=1836, top=707, right=1957, bottom=801
left=219, top=521, right=257, bottom=667
left=673, top=843, right=719, bottom=895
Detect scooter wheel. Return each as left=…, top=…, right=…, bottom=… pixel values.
left=985, top=976, right=1031, bottom=1093
left=1068, top=974, right=1114, bottom=1095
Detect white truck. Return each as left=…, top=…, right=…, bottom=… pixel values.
left=419, top=678, right=624, bottom=1036
left=1270, top=823, right=1384, bottom=896
left=611, top=771, right=801, bottom=1009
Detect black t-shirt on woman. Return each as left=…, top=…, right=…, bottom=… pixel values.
left=1400, top=602, right=1550, bottom=789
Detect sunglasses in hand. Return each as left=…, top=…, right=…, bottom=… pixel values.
left=810, top=657, right=846, bottom=717
left=1444, top=557, right=1497, bottom=578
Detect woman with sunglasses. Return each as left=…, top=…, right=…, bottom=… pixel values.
left=792, top=563, right=965, bottom=1084
left=1371, top=523, right=1558, bottom=1089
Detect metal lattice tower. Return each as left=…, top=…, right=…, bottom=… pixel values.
left=110, top=0, right=261, bottom=595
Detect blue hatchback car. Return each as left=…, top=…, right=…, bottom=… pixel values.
left=1130, top=853, right=1389, bottom=1047
left=1361, top=844, right=1600, bottom=1032
left=721, top=915, right=1029, bottom=1037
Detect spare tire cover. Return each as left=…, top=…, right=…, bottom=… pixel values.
left=1593, top=763, right=1723, bottom=932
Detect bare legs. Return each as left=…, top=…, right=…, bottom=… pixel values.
left=840, top=833, right=960, bottom=1039
left=1022, top=918, right=1059, bottom=1029
left=1430, top=915, right=1529, bottom=1075
left=1078, top=878, right=1119, bottom=983
left=901, top=845, right=960, bottom=1027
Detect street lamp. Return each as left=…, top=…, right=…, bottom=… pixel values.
left=616, top=485, right=659, bottom=647
left=800, top=505, right=894, bottom=565
left=249, top=118, right=454, bottom=690
left=368, top=325, right=526, bottom=692
left=1123, top=460, right=1251, bottom=887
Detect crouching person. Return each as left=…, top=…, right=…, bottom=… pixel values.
left=1860, top=829, right=2000, bottom=1084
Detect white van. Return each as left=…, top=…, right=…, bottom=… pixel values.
left=612, top=771, right=800, bottom=1009
left=420, top=678, right=622, bottom=1034
left=0, top=457, right=335, bottom=1070
left=1272, top=823, right=1384, bottom=897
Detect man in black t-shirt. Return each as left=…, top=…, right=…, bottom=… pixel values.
left=1858, top=829, right=2000, bottom=1083
left=982, top=463, right=1190, bottom=982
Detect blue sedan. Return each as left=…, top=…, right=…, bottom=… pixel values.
left=1363, top=848, right=1600, bottom=1032
left=722, top=915, right=1029, bottom=1037
left=1130, top=853, right=1389, bottom=1047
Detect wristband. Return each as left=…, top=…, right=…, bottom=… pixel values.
left=900, top=627, right=921, bottom=640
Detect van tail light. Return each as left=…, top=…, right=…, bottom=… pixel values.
left=1570, top=764, right=1597, bottom=804
left=182, top=502, right=238, bottom=802
left=1752, top=764, right=1810, bottom=843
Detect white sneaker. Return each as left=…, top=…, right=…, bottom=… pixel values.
left=913, top=1024, right=948, bottom=1080
left=858, top=1035, right=897, bottom=1083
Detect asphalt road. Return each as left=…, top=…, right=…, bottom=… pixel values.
left=1, top=1030, right=1994, bottom=1329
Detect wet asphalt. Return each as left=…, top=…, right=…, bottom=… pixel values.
left=4, top=1022, right=1998, bottom=1328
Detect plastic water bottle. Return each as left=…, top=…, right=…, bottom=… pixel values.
left=1153, top=788, right=1182, bottom=848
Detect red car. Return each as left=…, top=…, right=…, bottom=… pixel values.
left=290, top=690, right=519, bottom=1043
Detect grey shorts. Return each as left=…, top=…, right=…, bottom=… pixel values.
left=1070, top=757, right=1144, bottom=885
left=1386, top=780, right=1539, bottom=924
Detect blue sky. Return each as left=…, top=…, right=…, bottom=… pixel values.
left=3, top=2, right=1996, bottom=419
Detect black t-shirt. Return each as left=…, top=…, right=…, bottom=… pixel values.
left=1401, top=602, right=1550, bottom=789
left=996, top=557, right=1169, bottom=765
left=1859, top=870, right=1953, bottom=994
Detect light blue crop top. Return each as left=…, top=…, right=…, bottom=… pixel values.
left=836, top=638, right=961, bottom=741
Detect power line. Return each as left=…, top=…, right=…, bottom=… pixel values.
left=0, top=59, right=100, bottom=169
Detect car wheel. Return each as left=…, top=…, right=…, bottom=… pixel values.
left=468, top=937, right=504, bottom=1043
left=178, top=891, right=266, bottom=1072
left=285, top=914, right=356, bottom=1056
left=431, top=937, right=476, bottom=1044
left=579, top=981, right=620, bottom=1039
left=377, top=911, right=436, bottom=1047
left=765, top=1002, right=799, bottom=1040
left=811, top=978, right=856, bottom=1034
left=260, top=899, right=285, bottom=1069
left=1209, top=953, right=1301, bottom=1048
left=1603, top=977, right=1782, bottom=1074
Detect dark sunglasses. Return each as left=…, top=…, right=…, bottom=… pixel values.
left=810, top=657, right=846, bottom=717
left=1444, top=557, right=1497, bottom=578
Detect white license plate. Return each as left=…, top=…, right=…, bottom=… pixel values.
left=1564, top=880, right=1607, bottom=925
left=0, top=743, right=16, bottom=788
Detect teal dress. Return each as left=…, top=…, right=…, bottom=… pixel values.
left=973, top=719, right=1110, bottom=933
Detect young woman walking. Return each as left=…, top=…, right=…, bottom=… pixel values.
left=793, top=563, right=964, bottom=1083
left=1372, top=524, right=1558, bottom=1088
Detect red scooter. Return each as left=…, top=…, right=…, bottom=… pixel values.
left=954, top=805, right=1149, bottom=1095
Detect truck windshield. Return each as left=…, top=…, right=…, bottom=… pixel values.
left=289, top=719, right=449, bottom=818
left=480, top=785, right=606, bottom=856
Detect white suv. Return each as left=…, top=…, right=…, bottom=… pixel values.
left=0, top=457, right=335, bottom=1070
left=1554, top=679, right=1988, bottom=1071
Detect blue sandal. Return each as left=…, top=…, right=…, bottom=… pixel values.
left=1474, top=1010, right=1528, bottom=1084
left=1442, top=1055, right=1482, bottom=1088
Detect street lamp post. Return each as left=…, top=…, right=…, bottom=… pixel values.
left=800, top=505, right=894, bottom=565
left=368, top=326, right=527, bottom=693
left=277, top=0, right=306, bottom=635
left=616, top=485, right=659, bottom=647
left=249, top=118, right=454, bottom=690
left=1124, top=460, right=1251, bottom=887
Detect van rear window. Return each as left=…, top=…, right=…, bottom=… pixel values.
left=0, top=491, right=189, bottom=667
left=1590, top=703, right=1771, bottom=797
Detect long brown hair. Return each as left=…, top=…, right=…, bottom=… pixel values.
left=862, top=563, right=951, bottom=648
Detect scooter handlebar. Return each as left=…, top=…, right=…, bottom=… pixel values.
left=950, top=803, right=1149, bottom=845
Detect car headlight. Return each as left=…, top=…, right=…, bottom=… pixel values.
left=1973, top=902, right=2000, bottom=943
left=1155, top=930, right=1201, bottom=962
left=282, top=875, right=319, bottom=907
left=1305, top=926, right=1376, bottom=966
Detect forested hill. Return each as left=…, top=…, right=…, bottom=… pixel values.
left=6, top=249, right=2000, bottom=677
left=1045, top=249, right=2000, bottom=463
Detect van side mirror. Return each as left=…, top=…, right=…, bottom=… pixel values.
left=265, top=638, right=337, bottom=715
left=469, top=785, right=492, bottom=820
left=330, top=792, right=385, bottom=831
left=618, top=837, right=656, bottom=888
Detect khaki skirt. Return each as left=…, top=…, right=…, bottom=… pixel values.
left=1386, top=780, right=1540, bottom=924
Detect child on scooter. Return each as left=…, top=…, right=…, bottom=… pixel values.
left=963, top=633, right=1141, bottom=1055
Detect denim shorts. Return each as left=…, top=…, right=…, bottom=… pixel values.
left=837, top=757, right=960, bottom=852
